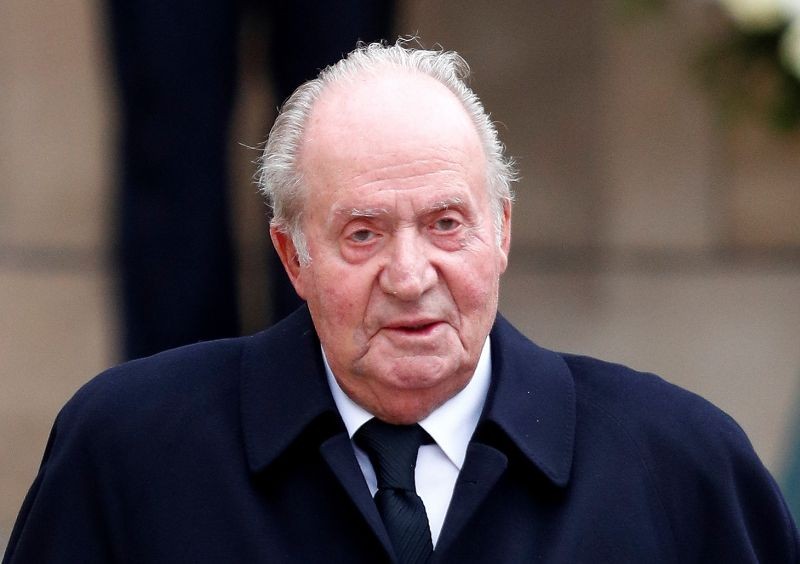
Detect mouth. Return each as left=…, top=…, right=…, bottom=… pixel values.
left=383, top=320, right=444, bottom=336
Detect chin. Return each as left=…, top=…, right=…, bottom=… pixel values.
left=375, top=367, right=469, bottom=421
left=384, top=357, right=452, bottom=388
left=393, top=360, right=443, bottom=380
left=371, top=394, right=442, bottom=425
left=349, top=350, right=474, bottom=421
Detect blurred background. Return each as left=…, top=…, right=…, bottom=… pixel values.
left=2, top=0, right=800, bottom=550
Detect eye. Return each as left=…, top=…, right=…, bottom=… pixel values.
left=348, top=229, right=377, bottom=243
left=432, top=217, right=460, bottom=232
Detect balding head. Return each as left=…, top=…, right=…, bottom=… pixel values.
left=258, top=40, right=516, bottom=265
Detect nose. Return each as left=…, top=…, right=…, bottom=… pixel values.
left=378, top=230, right=437, bottom=301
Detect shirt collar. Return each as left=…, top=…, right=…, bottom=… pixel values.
left=323, top=337, right=492, bottom=471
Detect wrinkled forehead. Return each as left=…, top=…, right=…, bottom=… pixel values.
left=299, top=69, right=485, bottom=173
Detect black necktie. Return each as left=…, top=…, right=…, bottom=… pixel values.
left=355, top=419, right=434, bottom=564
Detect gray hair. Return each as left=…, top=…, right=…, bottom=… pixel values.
left=257, top=39, right=516, bottom=265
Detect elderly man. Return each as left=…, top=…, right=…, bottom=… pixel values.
left=4, top=42, right=798, bottom=563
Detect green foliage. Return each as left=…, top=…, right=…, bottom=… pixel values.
left=698, top=24, right=800, bottom=132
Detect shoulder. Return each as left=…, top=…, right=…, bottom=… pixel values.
left=562, top=353, right=745, bottom=456
left=52, top=306, right=319, bottom=457
left=492, top=316, right=797, bottom=559
left=491, top=315, right=734, bottom=447
left=66, top=336, right=248, bottom=418
left=51, top=336, right=252, bottom=454
left=559, top=353, right=768, bottom=504
left=564, top=353, right=797, bottom=558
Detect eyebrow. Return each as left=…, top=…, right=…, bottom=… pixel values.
left=334, top=207, right=390, bottom=219
left=332, top=197, right=466, bottom=221
left=423, top=197, right=464, bottom=214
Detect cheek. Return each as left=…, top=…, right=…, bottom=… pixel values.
left=447, top=258, right=502, bottom=317
left=308, top=264, right=372, bottom=323
left=449, top=268, right=495, bottom=306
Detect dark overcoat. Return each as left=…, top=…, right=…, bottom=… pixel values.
left=4, top=307, right=798, bottom=562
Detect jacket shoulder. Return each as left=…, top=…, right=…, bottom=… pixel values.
left=563, top=354, right=734, bottom=439
left=560, top=353, right=763, bottom=474
left=561, top=353, right=798, bottom=561
left=64, top=336, right=249, bottom=425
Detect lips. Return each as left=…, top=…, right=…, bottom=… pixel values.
left=383, top=320, right=444, bottom=335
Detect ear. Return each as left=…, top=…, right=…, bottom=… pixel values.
left=498, top=200, right=512, bottom=273
left=270, top=226, right=309, bottom=299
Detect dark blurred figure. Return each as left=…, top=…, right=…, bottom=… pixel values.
left=106, top=0, right=394, bottom=359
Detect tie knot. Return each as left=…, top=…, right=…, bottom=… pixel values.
left=355, top=419, right=431, bottom=492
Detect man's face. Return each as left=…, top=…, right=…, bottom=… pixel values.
left=272, top=72, right=510, bottom=424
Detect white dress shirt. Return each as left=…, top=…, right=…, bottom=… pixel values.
left=323, top=337, right=492, bottom=547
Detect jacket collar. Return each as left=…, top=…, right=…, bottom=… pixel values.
left=482, top=315, right=576, bottom=487
left=240, top=307, right=576, bottom=487
left=240, top=306, right=341, bottom=474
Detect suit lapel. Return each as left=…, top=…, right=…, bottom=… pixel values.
left=240, top=307, right=335, bottom=474
left=320, top=433, right=396, bottom=559
left=434, top=442, right=508, bottom=558
left=240, top=307, right=394, bottom=560
left=482, top=315, right=576, bottom=487
left=435, top=315, right=577, bottom=556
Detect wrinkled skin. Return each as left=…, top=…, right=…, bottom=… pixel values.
left=272, top=71, right=511, bottom=423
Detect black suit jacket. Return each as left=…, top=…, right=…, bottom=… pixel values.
left=4, top=307, right=798, bottom=563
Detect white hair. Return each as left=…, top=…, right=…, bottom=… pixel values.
left=257, top=39, right=516, bottom=265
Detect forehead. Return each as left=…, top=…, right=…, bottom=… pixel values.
left=298, top=70, right=487, bottom=214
